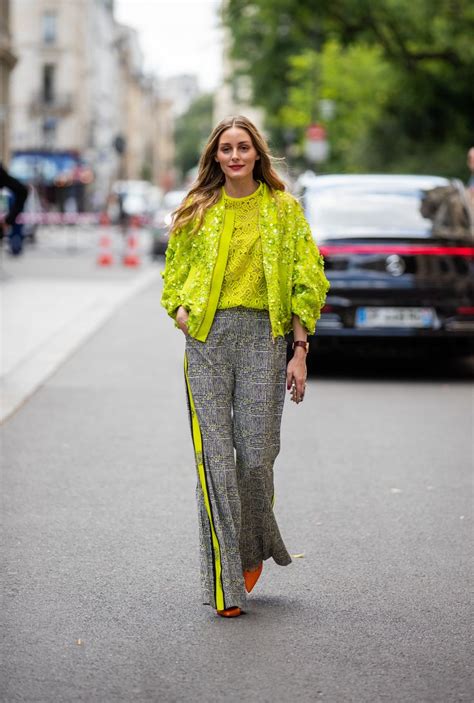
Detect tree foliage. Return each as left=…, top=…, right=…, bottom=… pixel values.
left=222, top=0, right=474, bottom=176
left=280, top=41, right=395, bottom=172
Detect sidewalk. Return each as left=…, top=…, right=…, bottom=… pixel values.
left=0, top=242, right=161, bottom=423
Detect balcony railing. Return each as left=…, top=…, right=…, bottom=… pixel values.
left=29, top=92, right=74, bottom=116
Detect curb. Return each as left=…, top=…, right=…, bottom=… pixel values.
left=0, top=267, right=161, bottom=424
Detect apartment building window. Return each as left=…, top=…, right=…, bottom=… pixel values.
left=42, top=11, right=57, bottom=44
left=42, top=64, right=55, bottom=104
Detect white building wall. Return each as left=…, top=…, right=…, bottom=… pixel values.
left=0, top=0, right=18, bottom=160
left=10, top=1, right=41, bottom=148
left=10, top=0, right=124, bottom=207
left=10, top=0, right=84, bottom=149
left=85, top=0, right=122, bottom=206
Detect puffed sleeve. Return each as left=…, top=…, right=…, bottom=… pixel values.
left=160, top=224, right=193, bottom=319
left=291, top=201, right=330, bottom=334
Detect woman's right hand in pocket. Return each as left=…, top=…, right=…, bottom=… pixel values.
left=176, top=306, right=189, bottom=336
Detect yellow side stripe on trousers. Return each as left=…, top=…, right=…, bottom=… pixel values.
left=184, top=353, right=225, bottom=611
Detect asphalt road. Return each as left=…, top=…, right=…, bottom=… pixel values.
left=1, top=248, right=473, bottom=702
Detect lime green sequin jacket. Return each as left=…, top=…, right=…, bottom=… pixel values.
left=161, top=183, right=330, bottom=341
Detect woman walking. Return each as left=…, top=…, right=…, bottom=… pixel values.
left=161, top=116, right=329, bottom=618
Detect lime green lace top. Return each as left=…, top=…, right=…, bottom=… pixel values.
left=161, top=182, right=330, bottom=341
left=217, top=182, right=268, bottom=310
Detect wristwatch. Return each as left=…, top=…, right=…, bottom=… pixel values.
left=292, top=340, right=309, bottom=353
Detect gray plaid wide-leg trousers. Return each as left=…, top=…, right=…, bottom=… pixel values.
left=184, top=308, right=292, bottom=611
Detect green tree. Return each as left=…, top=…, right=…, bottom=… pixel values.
left=223, top=0, right=318, bottom=148
left=222, top=0, right=474, bottom=176
left=174, top=94, right=214, bottom=179
left=280, top=41, right=395, bottom=172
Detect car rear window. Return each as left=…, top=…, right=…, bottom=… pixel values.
left=305, top=185, right=471, bottom=239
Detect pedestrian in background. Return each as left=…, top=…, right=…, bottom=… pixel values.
left=0, top=162, right=28, bottom=255
left=161, top=115, right=329, bottom=618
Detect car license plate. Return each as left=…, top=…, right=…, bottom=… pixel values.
left=355, top=307, right=436, bottom=328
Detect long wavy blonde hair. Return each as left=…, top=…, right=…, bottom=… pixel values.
left=171, top=115, right=286, bottom=234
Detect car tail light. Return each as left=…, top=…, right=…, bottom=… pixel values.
left=321, top=304, right=334, bottom=313
left=457, top=307, right=474, bottom=315
left=319, top=245, right=474, bottom=257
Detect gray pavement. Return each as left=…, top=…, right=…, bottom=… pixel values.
left=1, top=239, right=473, bottom=702
left=0, top=226, right=159, bottom=422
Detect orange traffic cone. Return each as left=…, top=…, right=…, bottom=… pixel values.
left=96, top=213, right=114, bottom=266
left=123, top=216, right=141, bottom=267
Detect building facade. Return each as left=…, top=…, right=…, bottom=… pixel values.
left=8, top=0, right=176, bottom=207
left=152, top=92, right=175, bottom=191
left=9, top=0, right=123, bottom=207
left=115, top=23, right=148, bottom=183
left=0, top=0, right=17, bottom=162
left=159, top=74, right=200, bottom=118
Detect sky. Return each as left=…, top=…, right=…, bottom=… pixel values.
left=115, top=0, right=223, bottom=92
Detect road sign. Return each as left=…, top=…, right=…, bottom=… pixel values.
left=306, top=124, right=326, bottom=141
left=305, top=123, right=329, bottom=162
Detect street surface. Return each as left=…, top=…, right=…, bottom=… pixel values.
left=0, top=226, right=158, bottom=422
left=1, top=228, right=473, bottom=702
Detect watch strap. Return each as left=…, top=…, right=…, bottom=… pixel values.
left=292, top=340, right=309, bottom=353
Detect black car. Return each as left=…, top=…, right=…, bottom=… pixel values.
left=302, top=175, right=474, bottom=357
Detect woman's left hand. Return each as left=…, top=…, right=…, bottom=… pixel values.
left=286, top=352, right=307, bottom=404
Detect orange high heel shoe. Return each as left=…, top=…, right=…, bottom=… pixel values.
left=243, top=563, right=263, bottom=593
left=217, top=607, right=242, bottom=618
